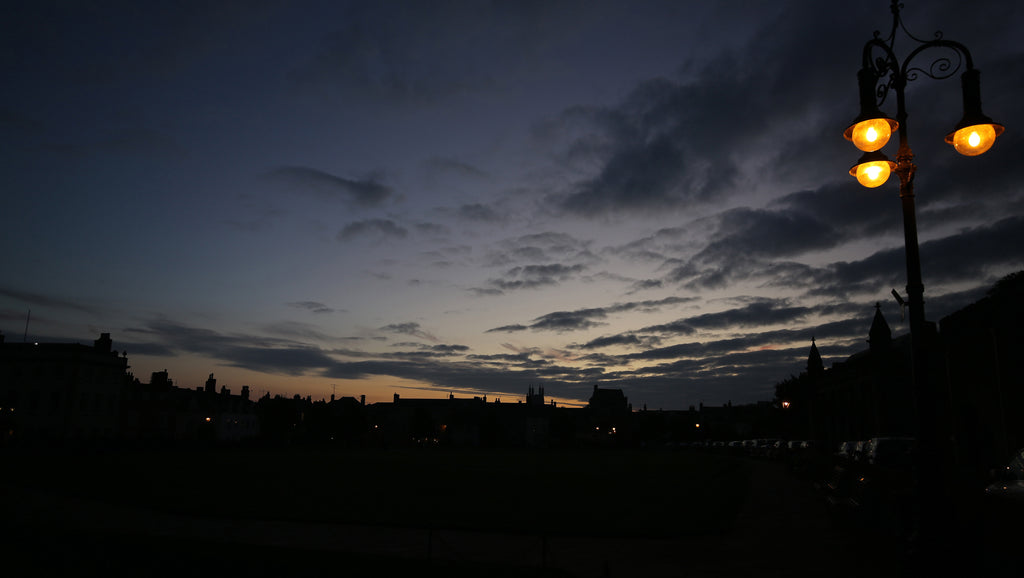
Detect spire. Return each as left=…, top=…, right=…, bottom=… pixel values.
left=807, top=337, right=824, bottom=377
left=868, top=302, right=892, bottom=352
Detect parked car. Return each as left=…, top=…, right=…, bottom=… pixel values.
left=985, top=448, right=1024, bottom=503
left=982, top=448, right=1024, bottom=549
left=836, top=440, right=859, bottom=461
left=852, top=440, right=871, bottom=462
left=864, top=436, right=915, bottom=467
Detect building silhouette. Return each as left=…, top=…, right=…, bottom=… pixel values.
left=783, top=271, right=1024, bottom=481
left=0, top=333, right=129, bottom=445
left=809, top=304, right=920, bottom=449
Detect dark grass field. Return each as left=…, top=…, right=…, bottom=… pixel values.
left=6, top=447, right=945, bottom=577
left=4, top=527, right=571, bottom=578
left=3, top=446, right=751, bottom=538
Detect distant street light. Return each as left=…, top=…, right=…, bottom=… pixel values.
left=842, top=0, right=1003, bottom=566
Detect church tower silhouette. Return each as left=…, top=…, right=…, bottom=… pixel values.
left=868, top=303, right=892, bottom=352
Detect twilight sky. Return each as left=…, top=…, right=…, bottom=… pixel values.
left=2, top=0, right=1022, bottom=409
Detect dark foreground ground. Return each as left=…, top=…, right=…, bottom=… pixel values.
left=0, top=447, right=1011, bottom=577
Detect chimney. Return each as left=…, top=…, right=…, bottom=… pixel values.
left=241, top=386, right=250, bottom=401
left=94, top=333, right=112, bottom=353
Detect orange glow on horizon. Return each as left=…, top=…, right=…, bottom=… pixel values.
left=129, top=354, right=590, bottom=406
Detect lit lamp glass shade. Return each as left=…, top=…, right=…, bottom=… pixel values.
left=945, top=122, right=1004, bottom=156
left=849, top=151, right=896, bottom=188
left=946, top=69, right=1005, bottom=156
left=844, top=116, right=898, bottom=152
left=844, top=68, right=899, bottom=152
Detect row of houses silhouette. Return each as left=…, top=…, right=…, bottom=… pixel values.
left=0, top=333, right=642, bottom=448
left=0, top=328, right=773, bottom=449
left=2, top=272, right=1021, bottom=475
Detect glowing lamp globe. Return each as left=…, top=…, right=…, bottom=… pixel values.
left=945, top=123, right=1003, bottom=156
left=844, top=68, right=899, bottom=152
left=946, top=69, right=1005, bottom=157
left=846, top=117, right=897, bottom=152
left=854, top=162, right=891, bottom=188
left=849, top=152, right=896, bottom=188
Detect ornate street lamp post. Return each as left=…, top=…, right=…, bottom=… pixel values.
left=843, top=0, right=1003, bottom=563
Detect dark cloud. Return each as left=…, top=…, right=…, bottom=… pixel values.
left=795, top=216, right=1024, bottom=304
left=428, top=344, right=470, bottom=355
left=379, top=322, right=438, bottom=343
left=660, top=196, right=1024, bottom=301
left=918, top=216, right=1024, bottom=283
left=526, top=309, right=609, bottom=332
left=676, top=298, right=813, bottom=331
left=381, top=343, right=472, bottom=359
left=220, top=346, right=339, bottom=376
left=337, top=219, right=409, bottom=242
left=320, top=354, right=586, bottom=398
left=468, top=287, right=504, bottom=297
left=473, top=233, right=598, bottom=294
left=576, top=333, right=661, bottom=350
left=458, top=203, right=504, bottom=223
left=488, top=296, right=695, bottom=333
left=288, top=301, right=334, bottom=314
left=0, top=286, right=99, bottom=314
left=261, top=321, right=335, bottom=342
left=660, top=198, right=883, bottom=292
left=558, top=132, right=692, bottom=216
left=484, top=263, right=587, bottom=293
left=115, top=340, right=176, bottom=358
left=266, top=166, right=391, bottom=207
left=576, top=303, right=876, bottom=367
left=771, top=183, right=901, bottom=241
left=485, top=232, right=593, bottom=266
left=542, top=59, right=767, bottom=217
left=120, top=320, right=339, bottom=378
left=536, top=1, right=925, bottom=222
left=605, top=227, right=701, bottom=267
left=467, top=351, right=544, bottom=366
left=485, top=324, right=528, bottom=333
left=629, top=279, right=664, bottom=293
left=619, top=317, right=870, bottom=366
left=694, top=208, right=839, bottom=263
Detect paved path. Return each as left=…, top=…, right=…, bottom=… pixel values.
left=1, top=458, right=903, bottom=577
